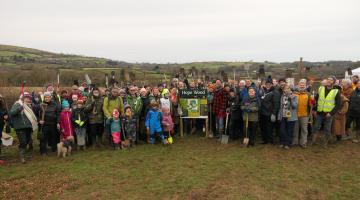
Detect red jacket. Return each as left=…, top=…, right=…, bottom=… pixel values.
left=213, top=88, right=228, bottom=118
left=59, top=110, right=73, bottom=140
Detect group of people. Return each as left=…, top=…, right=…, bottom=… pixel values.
left=1, top=73, right=360, bottom=164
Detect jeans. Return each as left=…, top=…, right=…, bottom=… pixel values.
left=149, top=131, right=165, bottom=144
left=215, top=116, right=224, bottom=135
left=313, top=113, right=333, bottom=136
left=280, top=118, right=295, bottom=146
left=293, top=116, right=309, bottom=146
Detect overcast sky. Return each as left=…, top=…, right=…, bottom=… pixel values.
left=1, top=0, right=359, bottom=63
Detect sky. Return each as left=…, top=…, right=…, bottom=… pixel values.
left=0, top=0, right=359, bottom=63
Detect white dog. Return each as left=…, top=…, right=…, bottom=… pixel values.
left=57, top=136, right=74, bottom=158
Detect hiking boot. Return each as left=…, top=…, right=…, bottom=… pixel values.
left=352, top=139, right=359, bottom=143
left=284, top=146, right=290, bottom=150
left=279, top=145, right=284, bottom=148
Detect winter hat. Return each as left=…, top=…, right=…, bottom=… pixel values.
left=43, top=91, right=52, bottom=97
left=329, top=76, right=337, bottom=83
left=266, top=76, right=273, bottom=84
left=78, top=86, right=85, bottom=92
left=72, top=85, right=79, bottom=90
left=21, top=92, right=32, bottom=100
left=62, top=100, right=70, bottom=109
left=124, top=104, right=132, bottom=111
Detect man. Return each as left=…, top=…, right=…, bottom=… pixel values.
left=293, top=79, right=312, bottom=148
left=346, top=81, right=360, bottom=143
left=213, top=79, right=228, bottom=138
left=84, top=87, right=104, bottom=147
left=38, top=92, right=61, bottom=154
left=228, top=88, right=242, bottom=139
left=312, top=77, right=341, bottom=147
left=9, top=92, right=38, bottom=163
left=41, top=83, right=61, bottom=104
left=259, top=76, right=279, bottom=144
left=126, top=85, right=143, bottom=117
left=139, top=88, right=151, bottom=142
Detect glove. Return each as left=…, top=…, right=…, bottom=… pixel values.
left=79, top=121, right=85, bottom=127
left=75, top=120, right=81, bottom=125
left=271, top=114, right=276, bottom=122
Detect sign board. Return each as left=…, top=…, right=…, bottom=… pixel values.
left=179, top=89, right=208, bottom=117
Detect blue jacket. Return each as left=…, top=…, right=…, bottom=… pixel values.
left=145, top=109, right=163, bottom=134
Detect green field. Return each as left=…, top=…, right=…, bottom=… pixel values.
left=1, top=136, right=360, bottom=199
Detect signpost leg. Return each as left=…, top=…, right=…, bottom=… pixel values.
left=205, top=117, right=209, bottom=138
left=180, top=117, right=184, bottom=137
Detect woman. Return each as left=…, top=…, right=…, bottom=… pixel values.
left=170, top=87, right=180, bottom=135
left=278, top=84, right=298, bottom=150
left=332, top=85, right=349, bottom=141
left=9, top=92, right=38, bottom=163
left=342, top=79, right=353, bottom=99
left=241, top=87, right=260, bottom=147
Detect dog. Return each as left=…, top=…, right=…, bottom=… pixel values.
left=57, top=136, right=74, bottom=158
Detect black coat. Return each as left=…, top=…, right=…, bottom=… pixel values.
left=260, top=87, right=280, bottom=116
left=228, top=95, right=242, bottom=120
left=39, top=101, right=61, bottom=125
left=72, top=107, right=88, bottom=128
left=349, top=88, right=360, bottom=117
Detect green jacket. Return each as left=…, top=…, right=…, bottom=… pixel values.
left=126, top=95, right=143, bottom=116
left=84, top=95, right=104, bottom=124
left=9, top=102, right=33, bottom=130
left=103, top=95, right=124, bottom=118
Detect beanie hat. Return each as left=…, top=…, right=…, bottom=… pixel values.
left=266, top=76, right=273, bottom=84
left=62, top=100, right=70, bottom=109
left=43, top=91, right=52, bottom=97
left=21, top=92, right=32, bottom=100
left=124, top=104, right=132, bottom=111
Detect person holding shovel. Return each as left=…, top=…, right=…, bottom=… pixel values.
left=0, top=94, right=9, bottom=162
left=241, top=87, right=260, bottom=147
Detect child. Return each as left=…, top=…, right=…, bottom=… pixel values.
left=72, top=98, right=87, bottom=150
left=106, top=109, right=124, bottom=150
left=123, top=105, right=137, bottom=147
left=161, top=107, right=174, bottom=143
left=145, top=101, right=167, bottom=144
left=160, top=90, right=171, bottom=110
left=59, top=100, right=74, bottom=155
left=241, top=87, right=260, bottom=147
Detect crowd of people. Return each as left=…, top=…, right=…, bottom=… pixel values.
left=1, top=74, right=360, bottom=164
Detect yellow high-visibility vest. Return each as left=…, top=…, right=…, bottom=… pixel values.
left=317, top=86, right=338, bottom=112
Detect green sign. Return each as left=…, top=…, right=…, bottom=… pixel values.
left=179, top=89, right=208, bottom=117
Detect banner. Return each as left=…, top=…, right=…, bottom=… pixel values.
left=179, top=89, right=208, bottom=117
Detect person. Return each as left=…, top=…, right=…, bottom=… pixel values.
left=278, top=84, right=298, bottom=149
left=292, top=79, right=312, bottom=148
left=123, top=105, right=137, bottom=147
left=312, top=77, right=340, bottom=147
left=228, top=88, right=242, bottom=139
left=145, top=101, right=167, bottom=144
left=241, top=87, right=260, bottom=147
left=41, top=83, right=61, bottom=103
left=70, top=94, right=79, bottom=110
left=352, top=75, right=359, bottom=89
left=259, top=76, right=279, bottom=144
left=149, top=87, right=161, bottom=105
left=161, top=107, right=174, bottom=141
left=346, top=81, right=360, bottom=143
left=169, top=87, right=180, bottom=135
left=84, top=87, right=104, bottom=147
left=103, top=87, right=124, bottom=144
left=126, top=85, right=143, bottom=117
left=341, top=79, right=353, bottom=99
left=106, top=109, right=124, bottom=150
left=9, top=92, right=38, bottom=163
left=72, top=98, right=87, bottom=150
left=139, top=87, right=151, bottom=142
left=332, top=85, right=349, bottom=141
left=213, top=79, right=228, bottom=138
left=207, top=84, right=216, bottom=136
left=38, top=92, right=61, bottom=155
left=59, top=100, right=74, bottom=152
left=160, top=90, right=171, bottom=110
left=0, top=94, right=8, bottom=158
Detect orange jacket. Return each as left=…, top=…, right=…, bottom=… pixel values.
left=294, top=91, right=310, bottom=117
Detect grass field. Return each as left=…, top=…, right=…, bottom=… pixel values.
left=1, top=135, right=360, bottom=200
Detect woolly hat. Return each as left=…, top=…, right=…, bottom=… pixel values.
left=124, top=104, right=132, bottom=111
left=266, top=76, right=273, bottom=84
left=21, top=92, right=32, bottom=100
left=43, top=91, right=52, bottom=97
left=62, top=100, right=70, bottom=109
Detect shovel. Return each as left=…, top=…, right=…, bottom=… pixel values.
left=243, top=112, right=249, bottom=146
left=221, top=113, right=229, bottom=144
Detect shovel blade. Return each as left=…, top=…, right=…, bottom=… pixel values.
left=243, top=138, right=249, bottom=145
left=221, top=135, right=229, bottom=144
